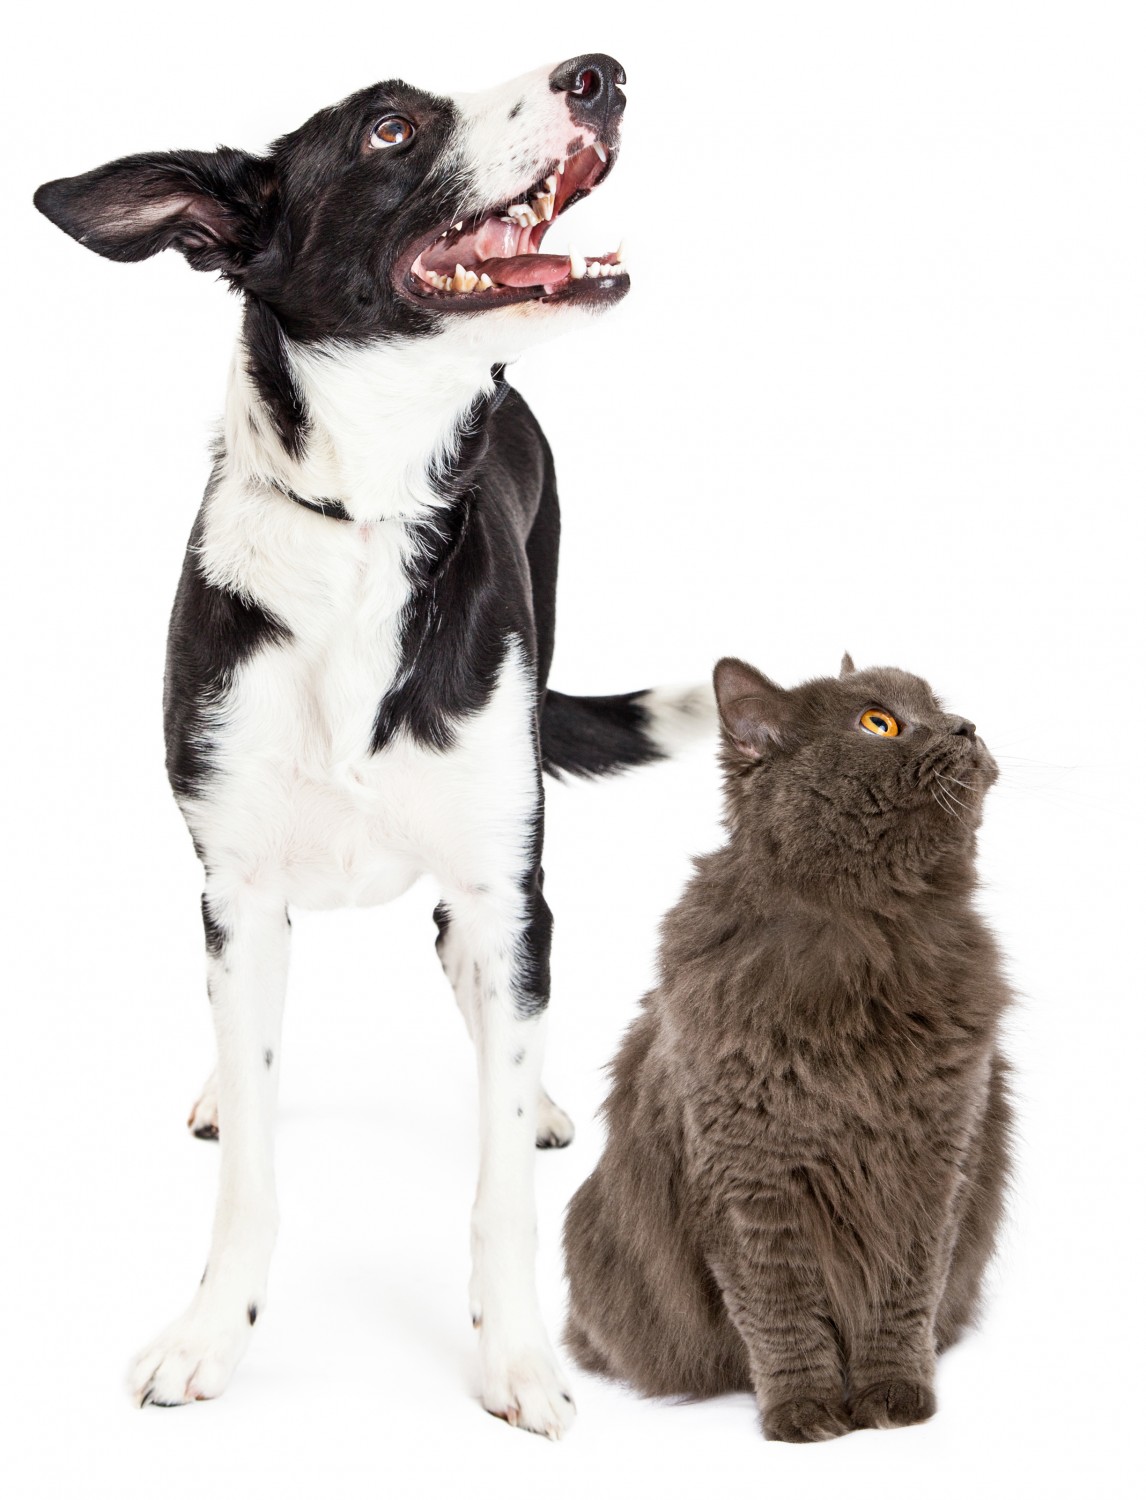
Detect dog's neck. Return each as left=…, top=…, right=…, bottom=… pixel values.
left=222, top=329, right=499, bottom=525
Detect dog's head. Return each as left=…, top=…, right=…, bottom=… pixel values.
left=33, top=55, right=629, bottom=354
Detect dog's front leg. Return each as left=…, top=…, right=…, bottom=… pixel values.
left=450, top=875, right=576, bottom=1439
left=130, top=887, right=288, bottom=1406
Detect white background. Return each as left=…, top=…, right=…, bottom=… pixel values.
left=3, top=3, right=1143, bottom=1496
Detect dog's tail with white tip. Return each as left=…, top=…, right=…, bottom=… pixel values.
left=540, top=683, right=716, bottom=780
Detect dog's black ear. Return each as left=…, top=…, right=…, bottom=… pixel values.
left=33, top=148, right=275, bottom=274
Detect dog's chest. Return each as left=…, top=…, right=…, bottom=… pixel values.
left=190, top=514, right=533, bottom=908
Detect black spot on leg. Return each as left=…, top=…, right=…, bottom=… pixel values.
left=200, top=1264, right=209, bottom=1285
left=514, top=863, right=552, bottom=1019
left=264, top=1049, right=274, bottom=1069
left=433, top=900, right=451, bottom=956
left=200, top=894, right=228, bottom=957
left=512, top=1049, right=525, bottom=1066
left=508, top=100, right=522, bottom=119
left=248, top=1304, right=258, bottom=1325
left=517, top=1106, right=524, bottom=1118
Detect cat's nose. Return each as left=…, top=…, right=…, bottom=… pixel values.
left=950, top=718, right=977, bottom=740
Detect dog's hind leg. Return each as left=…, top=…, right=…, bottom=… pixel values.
left=130, top=886, right=288, bottom=1406
left=434, top=900, right=573, bottom=1150
left=187, top=1069, right=219, bottom=1139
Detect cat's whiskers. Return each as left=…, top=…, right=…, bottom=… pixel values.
left=931, top=784, right=964, bottom=823
left=936, top=774, right=976, bottom=813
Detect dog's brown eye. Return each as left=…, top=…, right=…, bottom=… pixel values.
left=860, top=709, right=899, bottom=738
left=370, top=116, right=415, bottom=150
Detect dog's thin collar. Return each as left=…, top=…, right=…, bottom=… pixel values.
left=269, top=479, right=353, bottom=521
left=267, top=365, right=512, bottom=524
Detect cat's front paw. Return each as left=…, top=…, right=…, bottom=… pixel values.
left=851, top=1377, right=936, bottom=1430
left=763, top=1394, right=853, bottom=1443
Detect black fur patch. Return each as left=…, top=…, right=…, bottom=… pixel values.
left=242, top=300, right=309, bottom=458
left=201, top=893, right=228, bottom=956
left=432, top=900, right=451, bottom=951
left=370, top=383, right=549, bottom=756
left=515, top=877, right=553, bottom=1018
left=540, top=689, right=664, bottom=778
left=164, top=490, right=290, bottom=801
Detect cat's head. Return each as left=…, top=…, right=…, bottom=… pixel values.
left=713, top=655, right=997, bottom=896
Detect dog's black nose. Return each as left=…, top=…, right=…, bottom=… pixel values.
left=950, top=718, right=977, bottom=740
left=549, top=54, right=627, bottom=135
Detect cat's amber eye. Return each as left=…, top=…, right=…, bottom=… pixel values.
left=860, top=709, right=899, bottom=737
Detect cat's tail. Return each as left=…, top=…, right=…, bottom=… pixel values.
left=540, top=683, right=716, bottom=780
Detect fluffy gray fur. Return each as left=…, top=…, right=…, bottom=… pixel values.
left=564, top=654, right=1013, bottom=1441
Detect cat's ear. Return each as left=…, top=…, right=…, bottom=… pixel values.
left=714, top=658, right=792, bottom=761
left=33, top=148, right=275, bottom=274
left=840, top=652, right=856, bottom=676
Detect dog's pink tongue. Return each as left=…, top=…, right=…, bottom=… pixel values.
left=480, top=255, right=571, bottom=287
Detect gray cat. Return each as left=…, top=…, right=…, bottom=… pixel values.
left=564, top=655, right=1012, bottom=1441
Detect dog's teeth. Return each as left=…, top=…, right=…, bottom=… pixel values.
left=569, top=249, right=586, bottom=280
left=507, top=203, right=530, bottom=217
left=453, top=222, right=463, bottom=231
left=616, top=240, right=626, bottom=263
left=545, top=175, right=557, bottom=193
left=593, top=142, right=607, bottom=162
left=587, top=261, right=601, bottom=277
left=478, top=273, right=494, bottom=290
left=532, top=193, right=554, bottom=221
left=557, top=159, right=565, bottom=175
left=500, top=215, right=515, bottom=225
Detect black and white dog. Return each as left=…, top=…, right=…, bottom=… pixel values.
left=35, top=56, right=708, bottom=1436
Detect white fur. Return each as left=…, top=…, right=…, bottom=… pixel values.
left=640, top=683, right=719, bottom=757
left=451, top=63, right=588, bottom=212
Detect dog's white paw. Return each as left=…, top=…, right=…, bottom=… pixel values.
left=130, top=1307, right=251, bottom=1407
left=186, top=1074, right=219, bottom=1140
left=480, top=1340, right=577, bottom=1439
left=536, top=1090, right=574, bottom=1150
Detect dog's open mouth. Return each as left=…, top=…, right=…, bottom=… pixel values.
left=401, top=140, right=627, bottom=310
